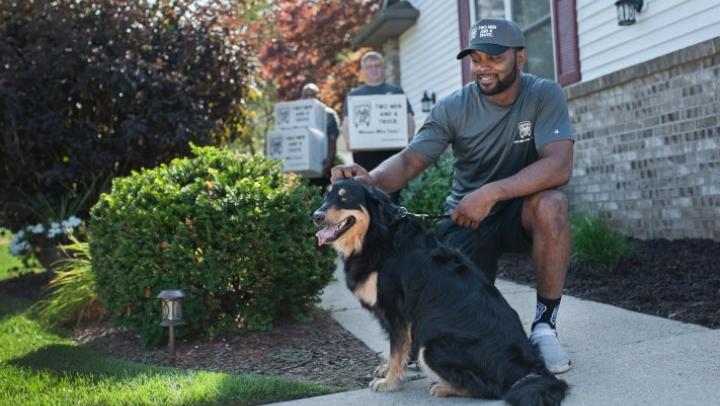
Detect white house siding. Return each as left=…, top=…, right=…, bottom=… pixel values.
left=577, top=0, right=720, bottom=82
left=400, top=0, right=464, bottom=128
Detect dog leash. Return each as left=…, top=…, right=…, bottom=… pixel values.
left=397, top=207, right=450, bottom=221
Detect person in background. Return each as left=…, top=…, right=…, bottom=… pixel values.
left=341, top=51, right=415, bottom=204
left=332, top=18, right=574, bottom=374
left=301, top=83, right=339, bottom=191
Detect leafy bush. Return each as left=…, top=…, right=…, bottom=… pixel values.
left=90, top=145, right=336, bottom=347
left=31, top=236, right=104, bottom=326
left=400, top=152, right=454, bottom=216
left=0, top=0, right=255, bottom=232
left=571, top=213, right=636, bottom=270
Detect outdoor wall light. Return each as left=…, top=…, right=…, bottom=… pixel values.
left=158, top=289, right=185, bottom=363
left=615, top=0, right=643, bottom=26
left=421, top=90, right=436, bottom=113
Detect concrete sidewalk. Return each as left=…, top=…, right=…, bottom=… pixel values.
left=273, top=263, right=720, bottom=405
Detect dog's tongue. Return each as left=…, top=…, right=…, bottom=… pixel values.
left=316, top=227, right=335, bottom=247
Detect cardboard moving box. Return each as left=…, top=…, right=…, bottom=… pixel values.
left=266, top=128, right=327, bottom=178
left=347, top=94, right=408, bottom=151
left=274, top=99, right=326, bottom=132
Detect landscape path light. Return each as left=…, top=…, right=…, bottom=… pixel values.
left=157, top=289, right=185, bottom=364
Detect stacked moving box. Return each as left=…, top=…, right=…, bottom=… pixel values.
left=266, top=99, right=327, bottom=178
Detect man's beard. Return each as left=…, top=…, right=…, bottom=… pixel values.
left=475, top=54, right=519, bottom=96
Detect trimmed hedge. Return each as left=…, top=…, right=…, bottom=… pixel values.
left=90, top=145, right=336, bottom=347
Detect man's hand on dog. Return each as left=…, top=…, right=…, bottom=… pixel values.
left=452, top=186, right=498, bottom=229
left=330, top=163, right=376, bottom=186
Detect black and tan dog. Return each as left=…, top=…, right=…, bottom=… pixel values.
left=313, top=179, right=568, bottom=405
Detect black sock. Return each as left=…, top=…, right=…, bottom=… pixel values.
left=532, top=295, right=561, bottom=330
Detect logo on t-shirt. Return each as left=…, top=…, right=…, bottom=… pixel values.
left=514, top=121, right=533, bottom=144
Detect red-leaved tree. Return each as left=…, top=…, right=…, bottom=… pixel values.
left=258, top=0, right=379, bottom=112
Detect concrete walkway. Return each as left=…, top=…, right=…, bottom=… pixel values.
left=273, top=262, right=720, bottom=405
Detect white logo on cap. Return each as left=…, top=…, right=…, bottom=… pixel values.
left=473, top=24, right=497, bottom=40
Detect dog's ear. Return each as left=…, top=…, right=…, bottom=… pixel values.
left=362, top=184, right=397, bottom=227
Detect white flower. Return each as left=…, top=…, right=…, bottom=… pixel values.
left=62, top=216, right=82, bottom=229
left=9, top=233, right=30, bottom=256
left=47, top=222, right=65, bottom=238
left=9, top=240, right=30, bottom=255
left=29, top=223, right=45, bottom=234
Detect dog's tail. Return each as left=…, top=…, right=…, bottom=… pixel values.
left=503, top=371, right=568, bottom=406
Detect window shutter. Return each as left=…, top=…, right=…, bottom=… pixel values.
left=552, top=0, right=581, bottom=86
left=457, top=0, right=472, bottom=85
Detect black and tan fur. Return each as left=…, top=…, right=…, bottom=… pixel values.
left=313, top=179, right=568, bottom=405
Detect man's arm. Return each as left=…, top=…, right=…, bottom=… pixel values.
left=330, top=148, right=431, bottom=193
left=452, top=140, right=573, bottom=228
left=487, top=139, right=573, bottom=199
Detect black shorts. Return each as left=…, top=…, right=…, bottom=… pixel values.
left=435, top=198, right=532, bottom=283
left=352, top=150, right=401, bottom=171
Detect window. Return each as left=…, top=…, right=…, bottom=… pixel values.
left=472, top=0, right=556, bottom=80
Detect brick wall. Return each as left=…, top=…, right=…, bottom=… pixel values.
left=564, top=37, right=720, bottom=241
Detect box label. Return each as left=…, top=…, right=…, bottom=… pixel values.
left=274, top=99, right=326, bottom=132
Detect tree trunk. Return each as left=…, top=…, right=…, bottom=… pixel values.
left=35, top=243, right=65, bottom=273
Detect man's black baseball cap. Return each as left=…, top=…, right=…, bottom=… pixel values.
left=457, top=18, right=526, bottom=59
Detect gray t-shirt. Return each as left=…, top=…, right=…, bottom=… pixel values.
left=409, top=73, right=574, bottom=214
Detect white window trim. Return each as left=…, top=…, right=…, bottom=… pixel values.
left=504, top=0, right=513, bottom=19
left=468, top=0, right=512, bottom=21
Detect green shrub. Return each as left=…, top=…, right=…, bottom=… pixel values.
left=31, top=236, right=104, bottom=326
left=400, top=152, right=454, bottom=215
left=571, top=212, right=636, bottom=270
left=90, top=145, right=336, bottom=347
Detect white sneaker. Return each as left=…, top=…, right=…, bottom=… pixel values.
left=530, top=323, right=572, bottom=374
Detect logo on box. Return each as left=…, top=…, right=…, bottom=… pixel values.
left=352, top=103, right=372, bottom=128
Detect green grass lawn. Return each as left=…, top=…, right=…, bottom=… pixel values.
left=0, top=295, right=339, bottom=405
left=0, top=232, right=26, bottom=281
left=0, top=231, right=340, bottom=405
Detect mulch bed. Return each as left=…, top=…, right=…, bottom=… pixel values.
left=497, top=238, right=720, bottom=328
left=0, top=271, right=52, bottom=301
left=2, top=238, right=719, bottom=390
left=72, top=311, right=382, bottom=389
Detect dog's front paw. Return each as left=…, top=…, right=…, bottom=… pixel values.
left=429, top=382, right=469, bottom=398
left=369, top=377, right=401, bottom=392
left=429, top=382, right=450, bottom=397
left=373, top=363, right=389, bottom=378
